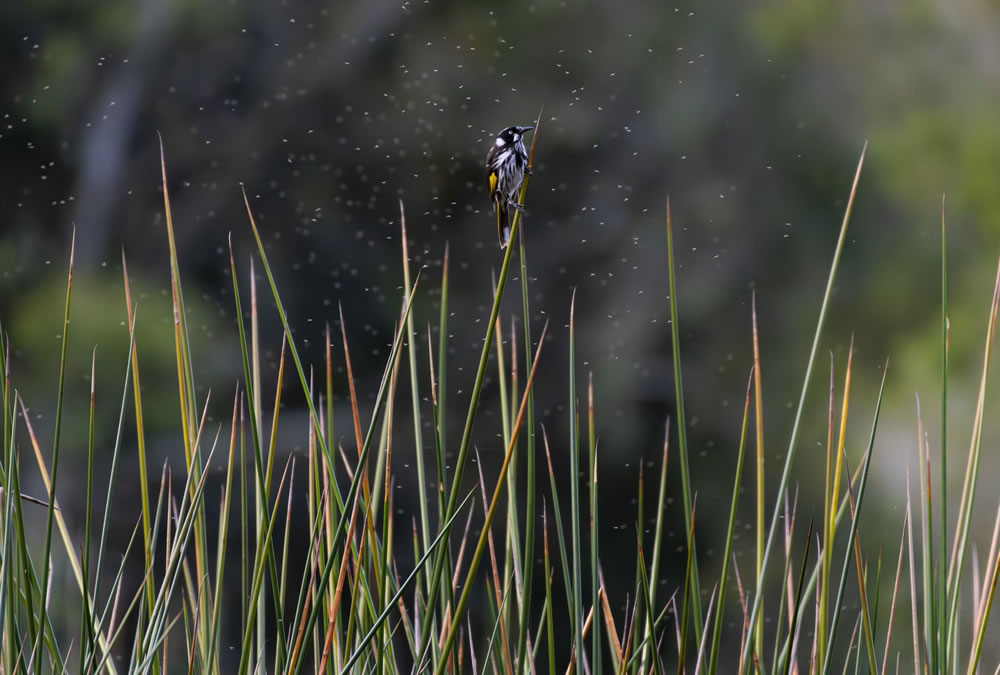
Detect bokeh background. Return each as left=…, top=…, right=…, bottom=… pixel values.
left=3, top=0, right=1000, bottom=668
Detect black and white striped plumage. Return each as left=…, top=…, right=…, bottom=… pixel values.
left=486, top=124, right=532, bottom=248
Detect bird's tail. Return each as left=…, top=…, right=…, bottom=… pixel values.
left=496, top=200, right=511, bottom=248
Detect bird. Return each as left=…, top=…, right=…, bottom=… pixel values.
left=486, top=124, right=533, bottom=248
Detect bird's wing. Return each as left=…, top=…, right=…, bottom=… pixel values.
left=488, top=170, right=499, bottom=198
left=485, top=143, right=500, bottom=169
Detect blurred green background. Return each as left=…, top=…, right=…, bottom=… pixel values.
left=3, top=0, right=1000, bottom=667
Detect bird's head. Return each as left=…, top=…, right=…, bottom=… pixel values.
left=495, top=124, right=534, bottom=147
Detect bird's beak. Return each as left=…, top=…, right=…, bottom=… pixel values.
left=518, top=125, right=534, bottom=133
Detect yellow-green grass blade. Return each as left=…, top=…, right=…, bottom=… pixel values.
left=1, top=395, right=20, bottom=672
left=752, top=293, right=765, bottom=675
left=425, top=323, right=456, bottom=626
left=823, top=333, right=854, bottom=674
left=515, top=108, right=542, bottom=670
left=708, top=369, right=753, bottom=675
left=84, top=308, right=138, bottom=675
left=488, top=288, right=520, bottom=658
left=375, top=321, right=404, bottom=675
left=399, top=201, right=433, bottom=587
left=906, top=477, right=922, bottom=674
left=567, top=289, right=586, bottom=675
left=542, top=425, right=573, bottom=629
left=250, top=254, right=267, bottom=669
left=665, top=197, right=703, bottom=643
left=158, top=143, right=210, bottom=666
left=543, top=501, right=556, bottom=675
left=639, top=422, right=669, bottom=675
left=938, top=195, right=949, bottom=675
left=820, top=362, right=887, bottom=675
left=120, top=252, right=158, bottom=640
left=915, top=394, right=934, bottom=671
left=841, top=438, right=879, bottom=674
left=677, top=497, right=698, bottom=675
left=78, top=348, right=97, bottom=673
left=437, top=242, right=449, bottom=482
left=474, top=447, right=516, bottom=675
left=741, top=142, right=867, bottom=674
left=275, top=428, right=296, bottom=674
left=204, top=388, right=240, bottom=673
left=33, top=228, right=73, bottom=672
left=819, top=351, right=836, bottom=658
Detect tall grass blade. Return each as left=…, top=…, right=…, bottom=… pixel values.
left=946, top=255, right=1000, bottom=669
left=708, top=369, right=753, bottom=675
left=939, top=195, right=949, bottom=675
left=665, top=196, right=703, bottom=643
left=741, top=142, right=867, bottom=673
left=515, top=113, right=542, bottom=670
left=33, top=228, right=74, bottom=670
left=568, top=289, right=585, bottom=675
left=399, top=200, right=432, bottom=574
left=752, top=293, right=765, bottom=675
left=640, top=421, right=670, bottom=675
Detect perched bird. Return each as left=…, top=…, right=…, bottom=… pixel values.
left=486, top=124, right=533, bottom=248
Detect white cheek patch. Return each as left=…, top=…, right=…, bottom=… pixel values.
left=513, top=133, right=520, bottom=142
left=495, top=137, right=505, bottom=146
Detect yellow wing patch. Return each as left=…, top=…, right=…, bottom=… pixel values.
left=488, top=171, right=498, bottom=196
